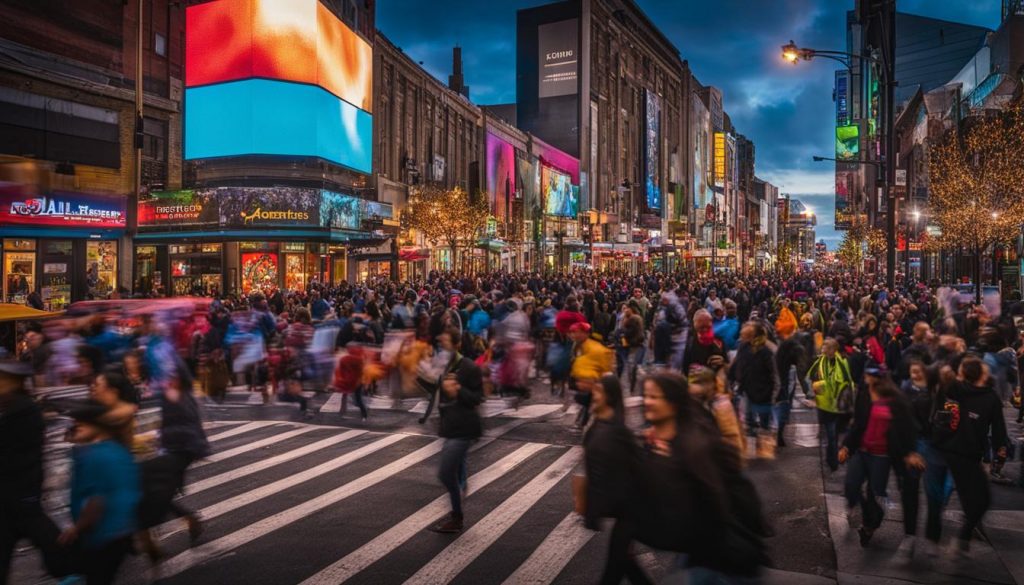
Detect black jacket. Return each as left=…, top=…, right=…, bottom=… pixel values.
left=583, top=419, right=636, bottom=530
left=842, top=389, right=918, bottom=460
left=438, top=356, right=484, bottom=439
left=728, top=343, right=779, bottom=405
left=0, top=394, right=45, bottom=508
left=934, top=381, right=1010, bottom=460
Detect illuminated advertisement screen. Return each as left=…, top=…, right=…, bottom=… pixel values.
left=486, top=132, right=517, bottom=222
left=185, top=79, right=373, bottom=173
left=834, top=169, right=853, bottom=230
left=319, top=191, right=361, bottom=229
left=835, top=70, right=849, bottom=126
left=0, top=190, right=126, bottom=229
left=185, top=0, right=372, bottom=113
left=517, top=156, right=539, bottom=210
left=645, top=89, right=661, bottom=211
left=542, top=165, right=577, bottom=218
left=138, top=190, right=218, bottom=227
left=537, top=19, right=578, bottom=98
left=836, top=124, right=859, bottom=161
left=713, top=132, right=726, bottom=187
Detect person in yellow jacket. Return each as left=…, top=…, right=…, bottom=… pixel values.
left=807, top=338, right=855, bottom=472
left=569, top=322, right=614, bottom=428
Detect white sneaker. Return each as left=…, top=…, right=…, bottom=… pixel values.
left=896, top=535, right=916, bottom=559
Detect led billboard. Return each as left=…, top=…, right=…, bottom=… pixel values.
left=486, top=132, right=517, bottom=222
left=644, top=90, right=661, bottom=211
left=836, top=124, right=859, bottom=161
left=542, top=165, right=577, bottom=218
left=185, top=79, right=373, bottom=174
left=185, top=0, right=372, bottom=113
left=537, top=19, right=578, bottom=98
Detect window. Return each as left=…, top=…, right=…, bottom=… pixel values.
left=142, top=117, right=167, bottom=161
left=154, top=32, right=166, bottom=57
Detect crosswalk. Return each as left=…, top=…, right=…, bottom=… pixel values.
left=27, top=415, right=652, bottom=585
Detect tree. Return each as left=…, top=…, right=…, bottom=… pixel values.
left=836, top=224, right=886, bottom=273
left=401, top=185, right=489, bottom=270
left=929, top=105, right=1024, bottom=302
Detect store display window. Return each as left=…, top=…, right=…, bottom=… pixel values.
left=41, top=240, right=72, bottom=310
left=86, top=240, right=118, bottom=298
left=241, top=252, right=278, bottom=294
left=3, top=239, right=36, bottom=304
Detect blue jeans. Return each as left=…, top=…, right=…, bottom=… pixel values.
left=745, top=402, right=773, bottom=436
left=438, top=438, right=472, bottom=516
left=817, top=409, right=841, bottom=471
left=845, top=451, right=891, bottom=530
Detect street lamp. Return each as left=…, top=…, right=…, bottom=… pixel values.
left=787, top=37, right=895, bottom=289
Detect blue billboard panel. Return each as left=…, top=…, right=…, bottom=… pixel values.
left=185, top=78, right=372, bottom=174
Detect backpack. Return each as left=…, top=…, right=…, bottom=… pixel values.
left=930, top=391, right=961, bottom=441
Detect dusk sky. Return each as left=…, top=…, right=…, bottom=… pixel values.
left=377, top=0, right=1002, bottom=248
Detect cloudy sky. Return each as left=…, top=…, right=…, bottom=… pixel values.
left=377, top=0, right=1001, bottom=248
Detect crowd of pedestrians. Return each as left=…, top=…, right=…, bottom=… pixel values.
left=2, top=268, right=1023, bottom=584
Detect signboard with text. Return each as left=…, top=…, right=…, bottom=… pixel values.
left=537, top=19, right=578, bottom=98
left=0, top=190, right=126, bottom=229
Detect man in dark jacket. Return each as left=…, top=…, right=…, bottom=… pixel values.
left=933, top=356, right=1010, bottom=551
left=728, top=322, right=780, bottom=459
left=430, top=328, right=483, bottom=534
left=1, top=361, right=66, bottom=583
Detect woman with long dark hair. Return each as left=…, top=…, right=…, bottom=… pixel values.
left=582, top=374, right=649, bottom=584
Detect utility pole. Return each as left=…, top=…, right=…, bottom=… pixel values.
left=878, top=0, right=898, bottom=290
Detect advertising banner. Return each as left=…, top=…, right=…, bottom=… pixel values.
left=542, top=165, right=577, bottom=218
left=218, top=186, right=319, bottom=227
left=713, top=132, right=726, bottom=188
left=537, top=19, right=578, bottom=98
left=486, top=132, right=517, bottom=222
left=138, top=190, right=219, bottom=227
left=834, top=168, right=853, bottom=230
left=0, top=190, right=126, bottom=229
left=644, top=89, right=662, bottom=211
left=319, top=190, right=361, bottom=230
left=835, top=70, right=849, bottom=126
left=835, top=124, right=859, bottom=160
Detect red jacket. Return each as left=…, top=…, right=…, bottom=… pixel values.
left=555, top=310, right=587, bottom=337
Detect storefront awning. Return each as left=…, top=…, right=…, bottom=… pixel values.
left=398, top=248, right=429, bottom=261
left=477, top=238, right=507, bottom=252
left=134, top=229, right=372, bottom=242
left=0, top=303, right=63, bottom=322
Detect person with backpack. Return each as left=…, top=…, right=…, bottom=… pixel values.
left=931, top=356, right=1010, bottom=552
left=808, top=338, right=855, bottom=472
left=728, top=321, right=780, bottom=459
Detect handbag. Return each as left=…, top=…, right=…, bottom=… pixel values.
left=571, top=474, right=587, bottom=515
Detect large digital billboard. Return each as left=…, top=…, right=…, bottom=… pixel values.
left=185, top=0, right=372, bottom=113
left=486, top=132, right=517, bottom=222
left=836, top=124, right=859, bottom=161
left=644, top=90, right=662, bottom=211
left=537, top=19, right=578, bottom=98
left=542, top=165, right=577, bottom=218
left=185, top=79, right=373, bottom=173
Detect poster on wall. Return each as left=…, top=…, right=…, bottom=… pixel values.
left=486, top=132, right=517, bottom=222
left=517, top=156, right=539, bottom=211
left=138, top=190, right=219, bottom=227
left=0, top=190, right=126, bottom=228
left=218, top=186, right=320, bottom=227
left=645, top=89, right=662, bottom=211
left=537, top=18, right=578, bottom=98
left=692, top=94, right=709, bottom=210
left=241, top=252, right=278, bottom=293
left=542, top=165, right=577, bottom=218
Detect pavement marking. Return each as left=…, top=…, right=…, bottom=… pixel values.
left=205, top=420, right=284, bottom=443
left=499, top=404, right=564, bottom=419
left=154, top=433, right=407, bottom=541
left=319, top=392, right=344, bottom=413
left=500, top=512, right=596, bottom=585
left=192, top=425, right=334, bottom=468
left=299, top=442, right=549, bottom=585
left=791, top=422, right=820, bottom=448
left=408, top=399, right=429, bottom=414
left=184, top=430, right=367, bottom=496
left=157, top=437, right=446, bottom=579
left=246, top=392, right=266, bottom=405
left=402, top=447, right=582, bottom=585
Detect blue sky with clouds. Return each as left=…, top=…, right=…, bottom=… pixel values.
left=377, top=0, right=1002, bottom=248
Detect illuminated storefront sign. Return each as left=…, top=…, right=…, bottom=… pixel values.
left=0, top=191, right=126, bottom=229
left=713, top=132, right=726, bottom=188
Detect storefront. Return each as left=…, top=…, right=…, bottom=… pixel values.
left=0, top=188, right=126, bottom=307
left=135, top=187, right=387, bottom=295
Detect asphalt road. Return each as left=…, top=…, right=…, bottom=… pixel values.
left=10, top=381, right=1024, bottom=585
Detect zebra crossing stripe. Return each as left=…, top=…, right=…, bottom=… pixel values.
left=320, top=392, right=344, bottom=413
left=156, top=437, right=446, bottom=579
left=154, top=433, right=407, bottom=541
left=192, top=425, right=320, bottom=468
left=298, top=442, right=549, bottom=585
left=185, top=429, right=366, bottom=496
left=205, top=420, right=284, bottom=443
left=402, top=447, right=582, bottom=585
left=500, top=512, right=596, bottom=585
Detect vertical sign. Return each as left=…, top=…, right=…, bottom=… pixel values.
left=713, top=132, right=726, bottom=188
left=537, top=19, right=578, bottom=98
left=644, top=89, right=661, bottom=211
left=835, top=70, right=849, bottom=126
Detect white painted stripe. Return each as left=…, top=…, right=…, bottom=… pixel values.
left=791, top=422, right=820, bottom=448
left=500, top=512, right=595, bottom=585
left=205, top=420, right=283, bottom=443
left=408, top=399, right=429, bottom=414
left=402, top=447, right=582, bottom=585
left=300, top=442, right=548, bottom=585
left=500, top=404, right=563, bottom=419
left=320, top=392, right=344, bottom=413
left=246, top=392, right=265, bottom=405
left=185, top=430, right=366, bottom=496
left=157, top=437, right=445, bottom=578
left=192, top=425, right=321, bottom=468
left=156, top=433, right=409, bottom=540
